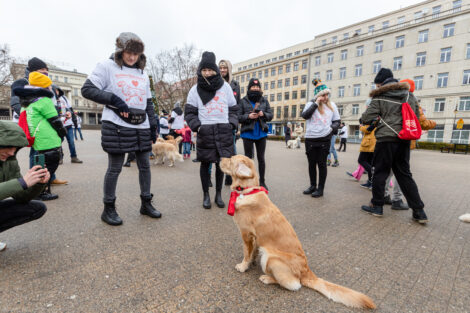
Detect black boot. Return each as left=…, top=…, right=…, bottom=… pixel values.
left=140, top=194, right=162, bottom=218
left=203, top=192, right=211, bottom=209
left=225, top=175, right=232, bottom=186
left=303, top=185, right=316, bottom=195
left=39, top=185, right=58, bottom=201
left=209, top=179, right=213, bottom=188
left=215, top=190, right=225, bottom=208
left=311, top=187, right=324, bottom=198
left=361, top=203, right=383, bottom=217
left=101, top=201, right=123, bottom=225
left=260, top=181, right=269, bottom=191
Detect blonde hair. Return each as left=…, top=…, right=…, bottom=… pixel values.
left=317, top=97, right=333, bottom=115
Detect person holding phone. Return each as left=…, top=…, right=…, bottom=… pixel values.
left=0, top=121, right=49, bottom=251
left=238, top=78, right=273, bottom=190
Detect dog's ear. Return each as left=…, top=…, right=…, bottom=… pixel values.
left=236, top=162, right=253, bottom=178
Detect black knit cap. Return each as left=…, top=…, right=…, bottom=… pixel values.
left=27, top=57, right=48, bottom=72
left=247, top=78, right=261, bottom=90
left=198, top=51, right=219, bottom=74
left=374, top=68, right=393, bottom=84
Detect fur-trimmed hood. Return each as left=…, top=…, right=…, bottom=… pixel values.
left=113, top=32, right=146, bottom=71
left=369, top=82, right=410, bottom=98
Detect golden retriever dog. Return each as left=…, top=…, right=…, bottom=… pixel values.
left=459, top=213, right=470, bottom=222
left=151, top=142, right=183, bottom=167
left=287, top=137, right=301, bottom=149
left=164, top=135, right=182, bottom=149
left=220, top=155, right=376, bottom=310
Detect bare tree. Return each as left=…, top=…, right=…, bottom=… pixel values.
left=0, top=44, right=13, bottom=87
left=148, top=44, right=200, bottom=113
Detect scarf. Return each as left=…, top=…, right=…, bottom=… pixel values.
left=247, top=90, right=263, bottom=103
left=197, top=73, right=224, bottom=105
left=227, top=186, right=269, bottom=216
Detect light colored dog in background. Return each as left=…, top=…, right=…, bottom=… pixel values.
left=152, top=142, right=183, bottom=167
left=287, top=137, right=301, bottom=149
left=459, top=214, right=470, bottom=222
left=219, top=155, right=376, bottom=310
left=164, top=135, right=182, bottom=149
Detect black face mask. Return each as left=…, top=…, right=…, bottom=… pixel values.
left=197, top=73, right=224, bottom=105
left=247, top=90, right=263, bottom=103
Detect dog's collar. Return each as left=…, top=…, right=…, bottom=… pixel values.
left=227, top=186, right=269, bottom=216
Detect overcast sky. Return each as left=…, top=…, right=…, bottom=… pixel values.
left=1, top=0, right=424, bottom=75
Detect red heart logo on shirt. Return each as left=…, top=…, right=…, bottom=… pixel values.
left=214, top=96, right=219, bottom=101
left=132, top=80, right=139, bottom=87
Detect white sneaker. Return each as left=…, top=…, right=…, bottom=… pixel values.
left=0, top=242, right=6, bottom=251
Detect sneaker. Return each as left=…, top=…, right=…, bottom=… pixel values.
left=332, top=160, right=339, bottom=167
left=346, top=171, right=354, bottom=177
left=391, top=200, right=409, bottom=210
left=0, top=242, right=6, bottom=251
left=360, top=181, right=372, bottom=190
left=192, top=159, right=200, bottom=163
left=39, top=192, right=59, bottom=201
left=71, top=157, right=83, bottom=164
left=327, top=159, right=331, bottom=166
left=361, top=204, right=383, bottom=217
left=412, top=209, right=428, bottom=224
left=51, top=179, right=68, bottom=185
left=384, top=195, right=392, bottom=205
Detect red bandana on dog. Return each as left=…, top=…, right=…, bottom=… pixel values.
left=227, top=186, right=269, bottom=216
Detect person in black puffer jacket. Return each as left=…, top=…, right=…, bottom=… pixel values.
left=185, top=51, right=238, bottom=210
left=81, top=32, right=161, bottom=226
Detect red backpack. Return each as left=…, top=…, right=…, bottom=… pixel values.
left=18, top=110, right=41, bottom=147
left=381, top=93, right=422, bottom=141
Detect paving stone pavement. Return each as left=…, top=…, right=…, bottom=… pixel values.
left=1, top=130, right=469, bottom=313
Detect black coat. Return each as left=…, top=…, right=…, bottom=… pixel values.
left=230, top=80, right=241, bottom=104
left=184, top=103, right=238, bottom=163
left=238, top=96, right=273, bottom=134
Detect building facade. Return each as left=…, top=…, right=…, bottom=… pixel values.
left=233, top=0, right=470, bottom=143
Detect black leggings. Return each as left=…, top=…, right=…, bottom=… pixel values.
left=358, top=152, right=374, bottom=182
left=0, top=199, right=47, bottom=233
left=200, top=161, right=223, bottom=192
left=339, top=138, right=347, bottom=151
left=242, top=137, right=267, bottom=183
left=305, top=141, right=329, bottom=189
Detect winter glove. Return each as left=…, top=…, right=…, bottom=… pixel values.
left=150, top=125, right=158, bottom=143
left=110, top=94, right=130, bottom=114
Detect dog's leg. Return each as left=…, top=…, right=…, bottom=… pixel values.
left=266, top=258, right=301, bottom=291
left=235, top=232, right=255, bottom=273
left=259, top=275, right=277, bottom=285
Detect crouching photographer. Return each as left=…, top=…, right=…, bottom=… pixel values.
left=0, top=121, right=48, bottom=251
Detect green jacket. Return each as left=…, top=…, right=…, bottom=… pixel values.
left=361, top=81, right=419, bottom=143
left=0, top=121, right=45, bottom=202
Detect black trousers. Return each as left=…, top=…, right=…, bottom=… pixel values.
left=305, top=140, right=329, bottom=189
left=242, top=137, right=267, bottom=184
left=371, top=141, right=424, bottom=209
left=358, top=152, right=374, bottom=182
left=200, top=162, right=223, bottom=192
left=339, top=138, right=347, bottom=151
left=0, top=199, right=47, bottom=233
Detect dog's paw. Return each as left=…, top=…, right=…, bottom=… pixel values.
left=235, top=262, right=249, bottom=272
left=259, top=275, right=276, bottom=285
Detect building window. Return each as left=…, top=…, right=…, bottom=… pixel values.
left=260, top=61, right=264, bottom=65
left=271, top=68, right=276, bottom=76
left=263, top=82, right=268, bottom=90
left=243, top=66, right=247, bottom=70
left=414, top=76, right=424, bottom=90
left=266, top=59, right=270, bottom=64
left=434, top=98, right=445, bottom=112
left=355, top=64, right=362, bottom=77
left=332, top=36, right=337, bottom=44
left=398, top=16, right=405, bottom=25
left=301, top=90, right=306, bottom=98
left=73, top=88, right=78, bottom=96
left=356, top=46, right=364, bottom=56
left=467, top=44, right=470, bottom=59
left=285, top=64, right=291, bottom=73
left=276, top=106, right=281, bottom=118
left=301, top=75, right=307, bottom=84
left=283, top=106, right=289, bottom=118
left=241, top=87, right=245, bottom=94
left=326, top=70, right=332, bottom=81
left=258, top=70, right=263, bottom=79
left=353, top=84, right=361, bottom=96
left=375, top=41, right=383, bottom=53
left=284, top=92, right=290, bottom=100
left=277, top=79, right=282, bottom=88
left=287, top=53, right=292, bottom=58
left=354, top=29, right=361, bottom=36
left=371, top=83, right=376, bottom=90
left=382, top=21, right=389, bottom=30
left=393, top=57, right=402, bottom=71
left=249, top=64, right=252, bottom=68
left=74, top=99, right=79, bottom=106
left=337, top=105, right=344, bottom=115
left=437, top=73, right=449, bottom=88
left=292, top=91, right=298, bottom=99
left=368, top=25, right=375, bottom=33
left=373, top=61, right=381, bottom=74
left=277, top=93, right=282, bottom=101
left=459, top=97, right=470, bottom=111
left=315, top=56, right=321, bottom=66
left=327, top=53, right=334, bottom=63
left=291, top=105, right=297, bottom=118
left=432, top=5, right=441, bottom=18
left=343, top=33, right=349, bottom=40
left=270, top=94, right=275, bottom=102
left=352, top=104, right=359, bottom=115
left=338, top=86, right=345, bottom=98
left=246, top=73, right=250, bottom=80
left=241, top=75, right=245, bottom=83
left=279, top=56, right=284, bottom=61
left=293, top=76, right=298, bottom=85
left=451, top=125, right=470, bottom=144
left=453, top=0, right=462, bottom=13
left=463, top=70, right=470, bottom=85
left=254, top=63, right=258, bottom=67
left=64, top=77, right=68, bottom=83
left=443, top=24, right=455, bottom=38
left=303, top=48, right=309, bottom=53
left=427, top=125, right=444, bottom=142
left=302, top=59, right=308, bottom=69
left=264, top=69, right=269, bottom=77
left=395, top=35, right=405, bottom=48
left=278, top=66, right=283, bottom=74
left=294, top=61, right=299, bottom=71
left=418, top=30, right=428, bottom=43
left=416, top=52, right=426, bottom=66
left=341, top=49, right=347, bottom=60
left=414, top=11, right=423, bottom=21
left=285, top=78, right=290, bottom=87
left=314, top=72, right=320, bottom=78
left=270, top=81, right=275, bottom=89
left=272, top=57, right=277, bottom=62
left=440, top=47, right=452, bottom=63
left=322, top=39, right=327, bottom=46
left=339, top=67, right=346, bottom=79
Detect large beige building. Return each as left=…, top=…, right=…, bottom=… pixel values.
left=233, top=0, right=470, bottom=144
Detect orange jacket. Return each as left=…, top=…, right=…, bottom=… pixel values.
left=359, top=125, right=376, bottom=153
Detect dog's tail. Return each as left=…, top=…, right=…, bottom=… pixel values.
left=301, top=269, right=376, bottom=309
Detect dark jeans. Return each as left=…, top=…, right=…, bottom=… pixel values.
left=305, top=140, right=329, bottom=189
left=358, top=152, right=374, bottom=182
left=200, top=161, right=223, bottom=192
left=0, top=199, right=47, bottom=233
left=74, top=127, right=83, bottom=140
left=65, top=126, right=77, bottom=157
left=103, top=151, right=151, bottom=203
left=371, top=141, right=424, bottom=209
left=242, top=137, right=267, bottom=183
left=339, top=138, right=347, bottom=152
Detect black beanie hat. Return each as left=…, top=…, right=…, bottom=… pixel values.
left=27, top=57, right=48, bottom=72
left=198, top=51, right=219, bottom=74
left=374, top=68, right=393, bottom=84
left=247, top=78, right=261, bottom=90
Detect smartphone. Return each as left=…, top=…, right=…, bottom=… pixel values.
left=33, top=154, right=45, bottom=169
left=254, top=109, right=261, bottom=113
